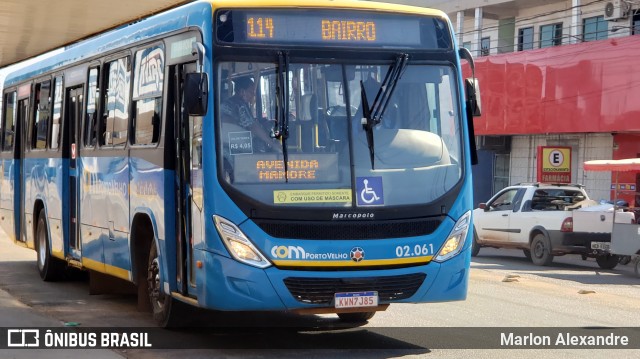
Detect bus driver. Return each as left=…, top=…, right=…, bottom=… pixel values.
left=221, top=75, right=280, bottom=152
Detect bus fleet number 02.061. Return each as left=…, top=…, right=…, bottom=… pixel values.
left=395, top=244, right=434, bottom=257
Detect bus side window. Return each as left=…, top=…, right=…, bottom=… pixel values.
left=84, top=67, right=99, bottom=148
left=100, top=58, right=131, bottom=147
left=132, top=45, right=164, bottom=146
left=32, top=80, right=51, bottom=150
left=2, top=92, right=16, bottom=151
left=50, top=76, right=63, bottom=150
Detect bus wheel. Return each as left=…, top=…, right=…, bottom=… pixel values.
left=147, top=241, right=184, bottom=327
left=337, top=311, right=376, bottom=323
left=36, top=211, right=64, bottom=281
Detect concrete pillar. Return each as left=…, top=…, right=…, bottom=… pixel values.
left=473, top=7, right=483, bottom=57
left=571, top=0, right=581, bottom=43
left=457, top=11, right=464, bottom=47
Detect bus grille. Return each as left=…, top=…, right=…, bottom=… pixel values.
left=283, top=273, right=427, bottom=305
left=254, top=219, right=442, bottom=240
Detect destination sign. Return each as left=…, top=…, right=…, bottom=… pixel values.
left=216, top=9, right=451, bottom=49
left=232, top=153, right=339, bottom=184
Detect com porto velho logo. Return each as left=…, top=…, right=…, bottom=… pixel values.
left=270, top=245, right=350, bottom=260
left=271, top=245, right=306, bottom=259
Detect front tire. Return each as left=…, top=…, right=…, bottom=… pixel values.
left=36, top=211, right=65, bottom=281
left=471, top=227, right=481, bottom=257
left=337, top=311, right=376, bottom=323
left=595, top=254, right=619, bottom=270
left=530, top=233, right=554, bottom=266
left=147, top=240, right=185, bottom=327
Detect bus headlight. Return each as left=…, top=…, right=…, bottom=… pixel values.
left=213, top=215, right=271, bottom=269
left=434, top=211, right=471, bottom=262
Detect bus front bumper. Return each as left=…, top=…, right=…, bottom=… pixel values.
left=190, top=247, right=470, bottom=311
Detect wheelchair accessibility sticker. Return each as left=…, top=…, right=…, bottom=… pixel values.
left=356, top=177, right=384, bottom=206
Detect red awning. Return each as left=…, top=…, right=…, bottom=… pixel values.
left=584, top=158, right=640, bottom=172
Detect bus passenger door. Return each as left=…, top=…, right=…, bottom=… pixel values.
left=65, top=86, right=83, bottom=259
left=0, top=91, right=17, bottom=241
left=15, top=97, right=29, bottom=243
left=171, top=62, right=201, bottom=294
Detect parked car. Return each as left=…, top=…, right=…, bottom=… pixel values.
left=472, top=183, right=635, bottom=268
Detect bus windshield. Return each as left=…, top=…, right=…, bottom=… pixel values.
left=217, top=61, right=462, bottom=208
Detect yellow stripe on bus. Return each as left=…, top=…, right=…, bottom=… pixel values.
left=51, top=249, right=65, bottom=260
left=273, top=256, right=432, bottom=267
left=82, top=257, right=131, bottom=281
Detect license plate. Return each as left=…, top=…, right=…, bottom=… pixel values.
left=591, top=242, right=610, bottom=250
left=335, top=291, right=378, bottom=309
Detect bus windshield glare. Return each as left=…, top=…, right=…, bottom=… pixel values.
left=218, top=62, right=462, bottom=207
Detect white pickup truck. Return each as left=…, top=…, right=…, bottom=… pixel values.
left=472, top=183, right=635, bottom=268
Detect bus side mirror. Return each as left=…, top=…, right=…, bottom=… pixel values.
left=185, top=73, right=208, bottom=116
left=459, top=47, right=480, bottom=165
left=465, top=78, right=482, bottom=117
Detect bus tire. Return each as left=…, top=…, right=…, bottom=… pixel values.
left=530, top=233, right=554, bottom=266
left=337, top=311, right=376, bottom=323
left=147, top=240, right=184, bottom=327
left=36, top=211, right=65, bottom=281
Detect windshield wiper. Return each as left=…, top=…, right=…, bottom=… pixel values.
left=272, top=51, right=290, bottom=181
left=360, top=53, right=409, bottom=169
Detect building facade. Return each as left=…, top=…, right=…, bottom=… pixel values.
left=390, top=0, right=640, bottom=206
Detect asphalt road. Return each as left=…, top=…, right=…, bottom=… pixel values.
left=0, top=230, right=639, bottom=358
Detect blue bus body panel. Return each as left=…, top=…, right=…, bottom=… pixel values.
left=22, top=157, right=64, bottom=253
left=0, top=159, right=16, bottom=241
left=80, top=155, right=130, bottom=276
left=130, top=156, right=172, bottom=283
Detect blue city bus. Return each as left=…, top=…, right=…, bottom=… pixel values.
left=0, top=0, right=480, bottom=326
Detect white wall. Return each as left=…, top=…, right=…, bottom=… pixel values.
left=510, top=133, right=613, bottom=200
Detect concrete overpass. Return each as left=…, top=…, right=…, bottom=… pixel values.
left=0, top=0, right=189, bottom=69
